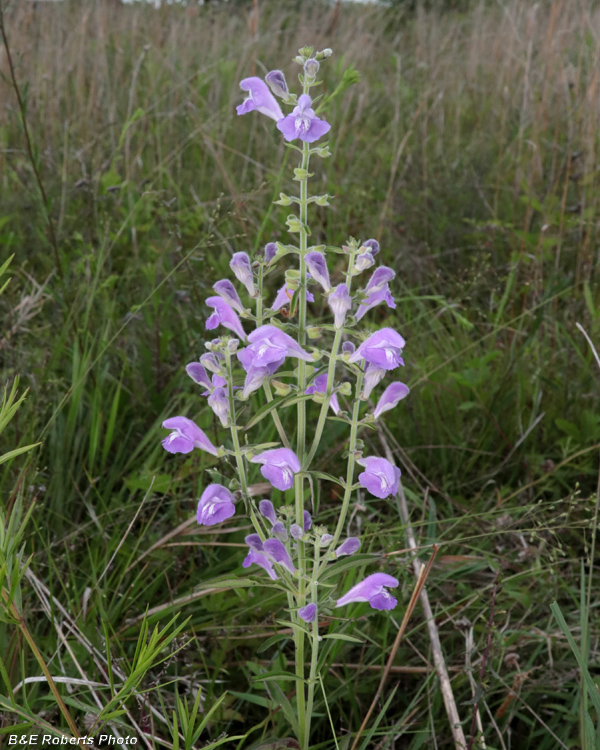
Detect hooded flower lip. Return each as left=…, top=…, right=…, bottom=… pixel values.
left=263, top=538, right=295, bottom=573
left=237, top=77, right=284, bottom=122
left=305, top=373, right=340, bottom=414
left=161, top=416, right=218, bottom=456
left=276, top=94, right=331, bottom=143
left=336, top=573, right=399, bottom=611
left=264, top=242, right=278, bottom=264
left=200, top=352, right=223, bottom=375
left=213, top=279, right=246, bottom=314
left=355, top=252, right=375, bottom=273
left=186, top=362, right=213, bottom=391
left=373, top=382, right=410, bottom=420
left=250, top=448, right=301, bottom=491
left=290, top=523, right=303, bottom=540
left=205, top=296, right=247, bottom=341
left=349, top=328, right=406, bottom=371
left=196, top=484, right=236, bottom=526
left=207, top=387, right=229, bottom=427
left=241, top=365, right=274, bottom=399
left=230, top=252, right=256, bottom=297
left=259, top=499, right=277, bottom=525
left=271, top=281, right=314, bottom=311
left=305, top=252, right=331, bottom=292
left=335, top=537, right=361, bottom=557
left=298, top=603, right=317, bottom=623
left=362, top=239, right=380, bottom=256
left=328, top=284, right=352, bottom=329
left=265, top=70, right=289, bottom=100
left=357, top=456, right=401, bottom=499
left=362, top=363, right=386, bottom=399
left=243, top=547, right=278, bottom=580
left=237, top=325, right=313, bottom=372
left=303, top=510, right=312, bottom=531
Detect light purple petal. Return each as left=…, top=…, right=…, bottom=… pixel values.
left=237, top=77, right=284, bottom=122
left=357, top=457, right=401, bottom=499
left=373, top=382, right=410, bottom=420
left=205, top=296, right=247, bottom=341
left=356, top=287, right=396, bottom=322
left=213, top=279, right=245, bottom=314
left=348, top=328, right=405, bottom=371
left=243, top=548, right=278, bottom=580
left=161, top=416, right=218, bottom=456
left=362, top=364, right=386, bottom=399
left=328, top=284, right=352, bottom=329
left=186, top=362, right=213, bottom=391
left=335, top=538, right=361, bottom=557
left=197, top=484, right=236, bottom=526
left=335, top=572, right=399, bottom=609
left=298, top=603, right=317, bottom=623
left=362, top=239, right=380, bottom=256
left=305, top=252, right=331, bottom=292
left=303, top=510, right=312, bottom=532
left=230, top=252, right=256, bottom=296
left=305, top=373, right=339, bottom=414
left=265, top=70, right=289, bottom=99
left=366, top=267, right=395, bottom=294
left=272, top=521, right=288, bottom=541
left=245, top=534, right=263, bottom=551
left=276, top=95, right=331, bottom=143
left=259, top=499, right=277, bottom=525
left=355, top=252, right=375, bottom=272
left=290, top=523, right=303, bottom=540
left=207, top=387, right=229, bottom=427
left=264, top=242, right=277, bottom=263
left=263, top=538, right=295, bottom=573
left=250, top=449, right=301, bottom=492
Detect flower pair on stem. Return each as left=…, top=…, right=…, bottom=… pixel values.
left=160, top=45, right=410, bottom=749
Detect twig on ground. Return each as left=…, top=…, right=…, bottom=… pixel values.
left=379, top=429, right=467, bottom=750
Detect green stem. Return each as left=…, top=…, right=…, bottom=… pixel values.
left=304, top=542, right=321, bottom=742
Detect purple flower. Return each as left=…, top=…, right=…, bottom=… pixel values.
left=365, top=266, right=395, bottom=294
left=356, top=288, right=396, bottom=321
left=207, top=387, right=229, bottom=427
left=241, top=365, right=274, bottom=399
left=161, top=416, right=218, bottom=456
left=272, top=521, right=288, bottom=541
left=290, top=523, right=303, bottom=540
left=357, top=456, right=401, bottom=499
left=298, top=603, right=317, bottom=623
left=238, top=325, right=313, bottom=372
left=335, top=538, right=361, bottom=557
left=263, top=538, right=295, bottom=573
left=349, top=328, right=405, bottom=371
left=276, top=95, right=331, bottom=143
left=250, top=448, right=301, bottom=491
left=237, top=77, right=284, bottom=122
left=305, top=373, right=340, bottom=414
left=271, top=281, right=314, bottom=311
left=200, top=352, right=223, bottom=375
left=196, top=484, right=236, bottom=526
left=259, top=499, right=277, bottom=525
left=186, top=362, right=213, bottom=391
left=328, top=284, right=352, bottom=329
left=356, top=267, right=397, bottom=321
left=373, top=382, right=410, bottom=420
left=265, top=70, right=289, bottom=99
left=304, top=58, right=320, bottom=79
left=342, top=341, right=356, bottom=355
left=320, top=534, right=334, bottom=547
left=205, top=296, right=246, bottom=341
left=213, top=279, right=245, bottom=314
left=305, top=252, right=331, bottom=292
left=243, top=547, right=278, bottom=580
left=230, top=252, right=256, bottom=297
left=362, top=239, right=380, bottom=256
left=355, top=252, right=375, bottom=273
left=246, top=533, right=263, bottom=550
left=264, top=242, right=278, bottom=264
left=303, top=510, right=312, bottom=531
left=336, top=573, right=399, bottom=611
left=362, top=364, right=386, bottom=399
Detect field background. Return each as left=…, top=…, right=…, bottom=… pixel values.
left=1, top=0, right=600, bottom=747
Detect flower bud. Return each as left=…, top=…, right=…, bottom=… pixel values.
left=342, top=341, right=356, bottom=355
left=320, top=533, right=334, bottom=547
left=264, top=242, right=278, bottom=264
left=304, top=58, right=320, bottom=79
left=290, top=523, right=304, bottom=540
left=294, top=55, right=305, bottom=65
left=230, top=252, right=256, bottom=296
left=227, top=338, right=239, bottom=353
left=200, top=352, right=223, bottom=374
left=328, top=284, right=352, bottom=329
left=362, top=239, right=380, bottom=256
left=320, top=48, right=333, bottom=59
left=265, top=70, right=289, bottom=99
left=259, top=499, right=277, bottom=525
left=272, top=521, right=288, bottom=541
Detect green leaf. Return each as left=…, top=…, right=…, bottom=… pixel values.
left=245, top=394, right=313, bottom=430
left=310, top=471, right=347, bottom=488
left=265, top=681, right=301, bottom=740
left=321, top=632, right=364, bottom=644
left=0, top=443, right=40, bottom=465
left=251, top=671, right=304, bottom=684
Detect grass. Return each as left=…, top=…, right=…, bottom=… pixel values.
left=1, top=0, right=600, bottom=747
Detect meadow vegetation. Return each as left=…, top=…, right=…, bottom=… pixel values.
left=1, top=0, right=600, bottom=747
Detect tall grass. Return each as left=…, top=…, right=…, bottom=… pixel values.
left=1, top=0, right=599, bottom=747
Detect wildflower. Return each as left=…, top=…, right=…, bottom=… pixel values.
left=243, top=543, right=278, bottom=581
left=290, top=523, right=303, bottom=539
left=362, top=364, right=386, bottom=399
left=230, top=252, right=256, bottom=296
left=362, top=239, right=380, bottom=256
left=271, top=281, right=314, bottom=311
left=356, top=266, right=397, bottom=321
left=272, top=521, right=288, bottom=541
left=298, top=603, right=317, bottom=623
left=264, top=538, right=296, bottom=573
left=342, top=341, right=356, bottom=355
left=276, top=95, right=331, bottom=143
left=305, top=251, right=331, bottom=292
left=328, top=284, right=352, bottom=329
left=205, top=297, right=247, bottom=341
left=335, top=538, right=361, bottom=557
left=238, top=325, right=313, bottom=372
left=185, top=362, right=213, bottom=391
left=236, top=77, right=283, bottom=122
left=241, top=364, right=275, bottom=399
left=373, top=382, right=410, bottom=420
left=264, top=242, right=278, bottom=264
left=259, top=499, right=277, bottom=525
left=250, top=448, right=301, bottom=491
left=265, top=70, right=289, bottom=99
left=357, top=456, right=401, bottom=499
left=200, top=352, right=224, bottom=374
left=305, top=373, right=340, bottom=414
left=303, top=510, right=312, bottom=531
left=320, top=534, right=334, bottom=547
left=355, top=252, right=375, bottom=273
left=196, top=484, right=236, bottom=526
left=336, top=573, right=399, bottom=611
left=161, top=416, right=218, bottom=456
left=349, top=328, right=405, bottom=370
left=213, top=279, right=246, bottom=315
left=304, top=58, right=320, bottom=79
left=207, top=387, right=229, bottom=427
